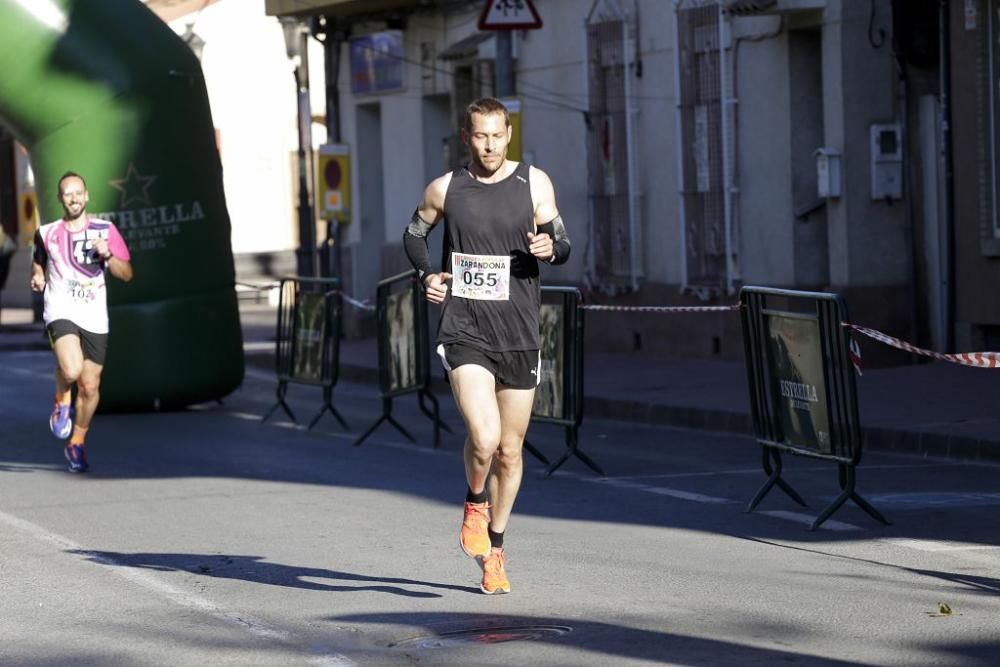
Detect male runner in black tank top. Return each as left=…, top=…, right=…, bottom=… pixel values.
left=403, top=98, right=571, bottom=594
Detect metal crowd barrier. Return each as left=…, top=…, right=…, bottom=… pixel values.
left=527, top=286, right=603, bottom=477
left=353, top=270, right=451, bottom=448
left=261, top=277, right=349, bottom=431
left=740, top=286, right=889, bottom=530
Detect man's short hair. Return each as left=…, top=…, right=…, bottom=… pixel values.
left=57, top=171, right=87, bottom=194
left=463, top=97, right=510, bottom=132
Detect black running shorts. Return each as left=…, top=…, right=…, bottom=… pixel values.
left=47, top=319, right=109, bottom=365
left=438, top=342, right=540, bottom=389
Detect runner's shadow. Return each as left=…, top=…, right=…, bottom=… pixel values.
left=69, top=550, right=480, bottom=597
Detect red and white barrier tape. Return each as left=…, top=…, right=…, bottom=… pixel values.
left=343, top=294, right=376, bottom=312
left=579, top=304, right=741, bottom=313
left=844, top=323, right=1000, bottom=369
left=848, top=336, right=864, bottom=376
left=576, top=302, right=1000, bottom=371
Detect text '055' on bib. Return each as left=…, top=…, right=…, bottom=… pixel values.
left=451, top=252, right=511, bottom=301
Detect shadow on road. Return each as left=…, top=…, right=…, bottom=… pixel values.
left=328, top=611, right=889, bottom=666
left=3, top=356, right=1000, bottom=559
left=69, top=550, right=480, bottom=597
left=741, top=536, right=1000, bottom=595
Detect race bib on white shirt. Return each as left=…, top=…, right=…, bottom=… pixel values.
left=451, top=252, right=511, bottom=301
left=66, top=278, right=99, bottom=304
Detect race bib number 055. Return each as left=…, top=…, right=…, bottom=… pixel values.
left=451, top=252, right=511, bottom=301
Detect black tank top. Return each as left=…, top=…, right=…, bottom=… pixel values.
left=438, top=162, right=540, bottom=352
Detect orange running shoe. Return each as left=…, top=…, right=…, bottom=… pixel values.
left=480, top=547, right=510, bottom=595
left=460, top=501, right=491, bottom=558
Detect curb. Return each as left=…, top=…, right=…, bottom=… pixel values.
left=862, top=426, right=1000, bottom=463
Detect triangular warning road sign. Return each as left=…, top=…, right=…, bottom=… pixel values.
left=478, top=0, right=543, bottom=30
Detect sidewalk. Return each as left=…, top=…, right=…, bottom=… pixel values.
left=5, top=304, right=999, bottom=462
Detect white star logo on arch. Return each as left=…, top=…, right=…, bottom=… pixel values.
left=110, top=163, right=157, bottom=209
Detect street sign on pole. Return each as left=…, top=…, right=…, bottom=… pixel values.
left=498, top=97, right=521, bottom=161
left=317, top=143, right=350, bottom=223
left=478, top=0, right=543, bottom=30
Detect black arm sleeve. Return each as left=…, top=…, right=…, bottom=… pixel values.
left=536, top=215, right=571, bottom=265
left=32, top=229, right=48, bottom=266
left=403, top=210, right=434, bottom=280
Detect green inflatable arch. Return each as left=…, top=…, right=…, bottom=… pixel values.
left=0, top=0, right=243, bottom=410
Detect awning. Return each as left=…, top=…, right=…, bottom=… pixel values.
left=438, top=32, right=492, bottom=61
left=144, top=0, right=220, bottom=23
left=725, top=0, right=825, bottom=15
left=265, top=0, right=424, bottom=18
left=725, top=0, right=776, bottom=14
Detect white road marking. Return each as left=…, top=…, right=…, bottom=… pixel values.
left=244, top=366, right=285, bottom=382
left=198, top=401, right=445, bottom=456
left=573, top=476, right=872, bottom=532
left=758, top=510, right=862, bottom=531
left=1, top=365, right=51, bottom=380
left=597, top=462, right=955, bottom=482
left=584, top=477, right=734, bottom=504
left=0, top=509, right=356, bottom=666
left=883, top=538, right=1000, bottom=553
left=280, top=418, right=444, bottom=456
left=863, top=491, right=1000, bottom=509
left=596, top=469, right=764, bottom=480
left=3, top=350, right=50, bottom=358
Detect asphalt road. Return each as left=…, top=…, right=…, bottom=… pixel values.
left=2, top=349, right=999, bottom=666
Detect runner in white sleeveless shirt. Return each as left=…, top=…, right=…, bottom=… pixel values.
left=31, top=171, right=133, bottom=473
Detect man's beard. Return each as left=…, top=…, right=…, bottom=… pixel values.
left=472, top=152, right=504, bottom=175
left=63, top=206, right=84, bottom=221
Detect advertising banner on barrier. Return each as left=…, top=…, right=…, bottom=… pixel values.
left=355, top=271, right=449, bottom=449
left=292, top=291, right=326, bottom=383
left=766, top=313, right=831, bottom=454
left=533, top=303, right=564, bottom=419
left=262, top=277, right=347, bottom=432
left=386, top=288, right=419, bottom=393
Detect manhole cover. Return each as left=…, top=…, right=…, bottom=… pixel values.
left=390, top=624, right=572, bottom=649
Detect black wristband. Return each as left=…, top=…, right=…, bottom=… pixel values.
left=537, top=217, right=571, bottom=266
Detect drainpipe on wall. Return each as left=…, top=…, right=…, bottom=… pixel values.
left=322, top=17, right=344, bottom=283
left=622, top=6, right=640, bottom=291
left=893, top=53, right=921, bottom=355
left=282, top=16, right=317, bottom=278
left=717, top=4, right=734, bottom=295
left=673, top=1, right=688, bottom=294
left=939, top=0, right=955, bottom=352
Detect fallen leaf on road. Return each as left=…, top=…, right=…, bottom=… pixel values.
left=925, top=602, right=954, bottom=617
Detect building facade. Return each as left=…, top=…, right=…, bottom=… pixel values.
left=6, top=0, right=990, bottom=365
left=949, top=0, right=1000, bottom=353
left=259, top=0, right=953, bottom=362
